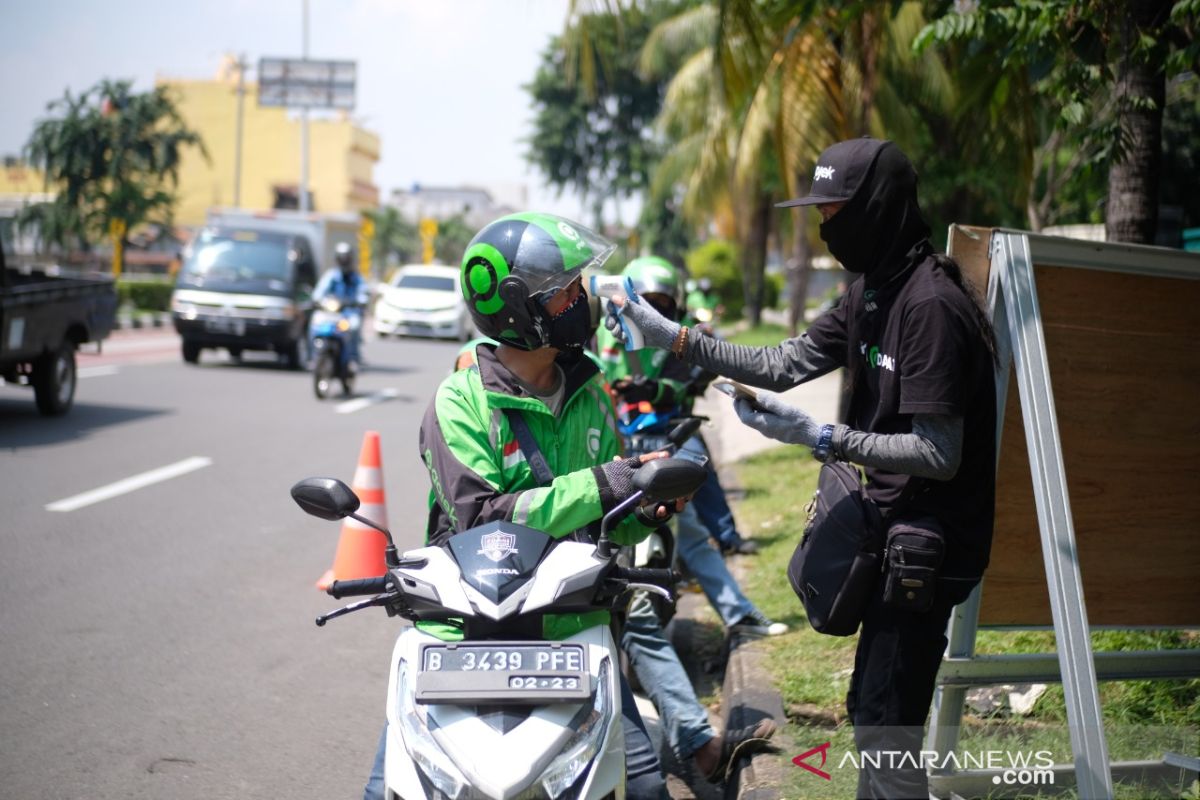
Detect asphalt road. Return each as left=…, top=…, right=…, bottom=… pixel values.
left=0, top=329, right=462, bottom=798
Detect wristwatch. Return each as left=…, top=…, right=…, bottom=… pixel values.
left=812, top=423, right=835, bottom=463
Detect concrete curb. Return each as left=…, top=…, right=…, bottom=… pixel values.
left=114, top=311, right=173, bottom=330
left=723, top=630, right=785, bottom=800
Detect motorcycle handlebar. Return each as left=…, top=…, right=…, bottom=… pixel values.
left=611, top=566, right=678, bottom=588
left=326, top=576, right=391, bottom=599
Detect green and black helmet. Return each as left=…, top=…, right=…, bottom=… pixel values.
left=460, top=212, right=616, bottom=349
left=622, top=255, right=683, bottom=318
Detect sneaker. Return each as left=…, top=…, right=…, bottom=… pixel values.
left=732, top=539, right=759, bottom=555
left=731, top=609, right=789, bottom=636
left=702, top=718, right=779, bottom=784
left=719, top=537, right=759, bottom=556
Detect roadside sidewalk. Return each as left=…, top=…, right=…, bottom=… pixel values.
left=692, top=326, right=842, bottom=799
left=113, top=310, right=173, bottom=330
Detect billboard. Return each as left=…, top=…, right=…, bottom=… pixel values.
left=258, top=58, right=356, bottom=110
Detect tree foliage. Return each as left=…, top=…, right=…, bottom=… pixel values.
left=364, top=205, right=419, bottom=275
left=19, top=79, right=205, bottom=253
left=917, top=0, right=1198, bottom=241
left=433, top=214, right=477, bottom=266
left=526, top=1, right=688, bottom=227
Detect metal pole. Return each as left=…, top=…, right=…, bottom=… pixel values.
left=299, top=0, right=310, bottom=212
left=995, top=231, right=1114, bottom=799
left=233, top=54, right=245, bottom=208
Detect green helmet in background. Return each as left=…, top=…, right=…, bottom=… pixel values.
left=622, top=255, right=683, bottom=319
left=460, top=213, right=616, bottom=350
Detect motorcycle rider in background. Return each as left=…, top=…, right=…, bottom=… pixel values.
left=596, top=257, right=786, bottom=634
left=309, top=242, right=369, bottom=367
left=685, top=277, right=722, bottom=333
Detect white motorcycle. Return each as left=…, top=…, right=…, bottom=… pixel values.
left=291, top=457, right=706, bottom=800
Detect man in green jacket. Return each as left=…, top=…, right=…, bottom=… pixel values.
left=365, top=213, right=673, bottom=800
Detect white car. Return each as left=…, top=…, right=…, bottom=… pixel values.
left=373, top=265, right=473, bottom=341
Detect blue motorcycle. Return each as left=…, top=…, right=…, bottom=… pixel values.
left=310, top=297, right=361, bottom=399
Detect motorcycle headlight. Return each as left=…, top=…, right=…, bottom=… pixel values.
left=320, top=296, right=342, bottom=312
left=396, top=660, right=469, bottom=799
left=537, top=658, right=613, bottom=799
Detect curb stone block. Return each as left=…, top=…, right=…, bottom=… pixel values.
left=723, top=631, right=784, bottom=800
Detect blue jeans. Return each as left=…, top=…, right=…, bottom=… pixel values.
left=621, top=590, right=716, bottom=762
left=363, top=673, right=667, bottom=800
left=680, top=437, right=743, bottom=549
left=674, top=501, right=756, bottom=627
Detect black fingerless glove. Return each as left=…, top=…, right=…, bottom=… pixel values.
left=594, top=456, right=642, bottom=511
left=635, top=503, right=675, bottom=527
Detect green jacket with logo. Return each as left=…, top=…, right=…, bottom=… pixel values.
left=418, top=342, right=654, bottom=641
left=595, top=323, right=691, bottom=408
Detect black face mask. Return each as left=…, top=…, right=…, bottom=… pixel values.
left=819, top=210, right=872, bottom=274
left=543, top=288, right=592, bottom=352
left=817, top=144, right=931, bottom=284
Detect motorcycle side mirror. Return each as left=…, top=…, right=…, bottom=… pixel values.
left=632, top=458, right=707, bottom=503
left=290, top=477, right=361, bottom=521
left=291, top=476, right=403, bottom=568
left=667, top=417, right=702, bottom=447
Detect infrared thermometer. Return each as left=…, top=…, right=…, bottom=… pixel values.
left=589, top=274, right=645, bottom=351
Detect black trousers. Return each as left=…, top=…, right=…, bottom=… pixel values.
left=846, top=581, right=977, bottom=799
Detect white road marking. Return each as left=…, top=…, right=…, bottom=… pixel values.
left=336, top=388, right=400, bottom=415
left=46, top=456, right=213, bottom=512
left=78, top=365, right=120, bottom=379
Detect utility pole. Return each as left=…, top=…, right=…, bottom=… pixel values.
left=233, top=53, right=246, bottom=208
left=299, top=0, right=311, bottom=212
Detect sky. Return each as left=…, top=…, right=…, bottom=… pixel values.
left=0, top=0, right=598, bottom=221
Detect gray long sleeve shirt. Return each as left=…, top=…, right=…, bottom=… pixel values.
left=686, top=331, right=963, bottom=480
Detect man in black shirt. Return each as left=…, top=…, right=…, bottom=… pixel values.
left=609, top=137, right=998, bottom=798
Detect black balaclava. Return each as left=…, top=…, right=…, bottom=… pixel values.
left=818, top=142, right=932, bottom=290
left=541, top=287, right=593, bottom=353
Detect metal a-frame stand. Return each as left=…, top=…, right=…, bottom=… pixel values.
left=926, top=229, right=1200, bottom=799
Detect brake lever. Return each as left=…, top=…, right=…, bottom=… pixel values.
left=624, top=582, right=674, bottom=603
left=315, top=594, right=391, bottom=627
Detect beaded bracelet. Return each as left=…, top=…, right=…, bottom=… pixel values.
left=671, top=325, right=689, bottom=358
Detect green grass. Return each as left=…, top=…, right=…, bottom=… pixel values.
left=726, top=323, right=792, bottom=348
left=725, top=445, right=1200, bottom=799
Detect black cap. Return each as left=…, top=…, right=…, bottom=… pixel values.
left=776, top=137, right=890, bottom=207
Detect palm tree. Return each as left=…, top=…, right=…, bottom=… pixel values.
left=20, top=79, right=205, bottom=266
left=643, top=2, right=906, bottom=327
left=640, top=2, right=777, bottom=324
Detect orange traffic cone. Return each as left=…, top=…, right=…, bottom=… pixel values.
left=316, top=430, right=390, bottom=590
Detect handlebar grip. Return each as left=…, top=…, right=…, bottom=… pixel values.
left=327, top=576, right=391, bottom=599
left=612, top=567, right=679, bottom=587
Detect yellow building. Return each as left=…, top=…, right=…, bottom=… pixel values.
left=160, top=57, right=380, bottom=227
left=0, top=160, right=51, bottom=206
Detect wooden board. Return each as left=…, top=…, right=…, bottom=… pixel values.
left=945, top=224, right=992, bottom=306
left=971, top=251, right=1200, bottom=626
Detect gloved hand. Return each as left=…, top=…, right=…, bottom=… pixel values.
left=606, top=296, right=681, bottom=351
left=635, top=502, right=678, bottom=526
left=595, top=455, right=643, bottom=507
left=733, top=391, right=824, bottom=446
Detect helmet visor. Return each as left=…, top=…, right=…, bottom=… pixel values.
left=489, top=213, right=617, bottom=299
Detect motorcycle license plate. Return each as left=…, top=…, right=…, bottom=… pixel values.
left=626, top=434, right=669, bottom=456
left=415, top=642, right=590, bottom=705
